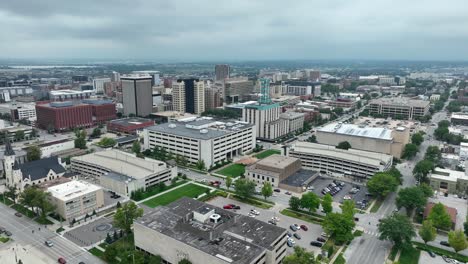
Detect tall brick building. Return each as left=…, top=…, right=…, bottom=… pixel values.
left=36, top=100, right=116, bottom=132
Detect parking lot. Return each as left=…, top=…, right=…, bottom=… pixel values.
left=207, top=196, right=325, bottom=255
left=308, top=177, right=369, bottom=208
left=64, top=215, right=118, bottom=247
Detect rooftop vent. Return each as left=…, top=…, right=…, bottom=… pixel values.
left=168, top=124, right=177, bottom=129
left=200, top=129, right=209, bottom=134
left=210, top=213, right=221, bottom=223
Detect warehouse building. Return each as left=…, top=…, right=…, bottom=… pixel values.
left=134, top=197, right=288, bottom=264
left=288, top=142, right=393, bottom=181
left=71, top=149, right=176, bottom=196
left=143, top=117, right=256, bottom=167
left=368, top=97, right=430, bottom=120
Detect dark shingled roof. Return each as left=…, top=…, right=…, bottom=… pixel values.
left=17, top=156, right=65, bottom=181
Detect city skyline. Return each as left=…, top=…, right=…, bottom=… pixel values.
left=1, top=0, right=468, bottom=61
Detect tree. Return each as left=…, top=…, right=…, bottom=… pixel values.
left=91, top=128, right=101, bottom=138
left=336, top=141, right=351, bottom=150
left=411, top=133, right=424, bottom=146
left=105, top=232, right=113, bottom=243
left=419, top=183, right=433, bottom=198
left=233, top=178, right=256, bottom=200
left=147, top=255, right=163, bottom=264
left=14, top=130, right=25, bottom=141
left=178, top=259, right=192, bottom=264
left=98, top=137, right=117, bottom=148
left=113, top=201, right=144, bottom=234
left=428, top=203, right=452, bottom=231
left=300, top=192, right=320, bottom=212
left=195, top=160, right=206, bottom=171
left=261, top=182, right=273, bottom=200
left=74, top=130, right=87, bottom=149
left=396, top=187, right=427, bottom=215
left=5, top=185, right=18, bottom=204
left=132, top=140, right=141, bottom=154
left=289, top=196, right=301, bottom=211
left=448, top=230, right=467, bottom=253
left=465, top=220, right=468, bottom=237
left=19, top=186, right=39, bottom=214
left=307, top=135, right=317, bottom=143
left=419, top=220, right=436, bottom=245
left=402, top=143, right=418, bottom=159
left=116, top=201, right=121, bottom=208
left=321, top=193, right=333, bottom=214
left=26, top=145, right=41, bottom=161
left=283, top=246, right=318, bottom=264
left=378, top=214, right=415, bottom=248
left=322, top=212, right=355, bottom=244
left=413, top=160, right=434, bottom=183
left=225, top=176, right=232, bottom=190
left=387, top=167, right=403, bottom=185
left=366, top=173, right=398, bottom=199
left=35, top=191, right=55, bottom=220
left=425, top=146, right=441, bottom=163
left=341, top=200, right=355, bottom=218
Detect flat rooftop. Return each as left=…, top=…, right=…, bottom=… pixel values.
left=109, top=117, right=154, bottom=126
left=280, top=169, right=319, bottom=187
left=146, top=117, right=253, bottom=140
left=48, top=180, right=101, bottom=201
left=71, top=149, right=168, bottom=179
left=49, top=89, right=93, bottom=96
left=291, top=142, right=393, bottom=167
left=135, top=197, right=286, bottom=264
left=451, top=113, right=468, bottom=120
left=430, top=167, right=468, bottom=183
left=319, top=123, right=393, bottom=140
left=370, top=97, right=430, bottom=108
left=255, top=154, right=298, bottom=169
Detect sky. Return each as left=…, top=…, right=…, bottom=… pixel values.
left=1, top=0, right=468, bottom=62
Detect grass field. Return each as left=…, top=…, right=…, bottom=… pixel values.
left=370, top=199, right=383, bottom=213
left=399, top=246, right=420, bottom=264
left=216, top=164, right=245, bottom=178
left=143, top=184, right=209, bottom=208
left=88, top=247, right=104, bottom=258
left=334, top=253, right=346, bottom=264
left=254, top=149, right=281, bottom=159
left=279, top=208, right=323, bottom=224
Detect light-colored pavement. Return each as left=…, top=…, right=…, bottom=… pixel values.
left=418, top=251, right=447, bottom=264
left=0, top=203, right=104, bottom=264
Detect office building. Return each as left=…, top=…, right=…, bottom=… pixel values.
left=222, top=78, right=254, bottom=104
left=0, top=102, right=36, bottom=121
left=172, top=79, right=205, bottom=114
left=121, top=75, right=153, bottom=117
left=132, top=71, right=161, bottom=86
left=71, top=149, right=176, bottom=196
left=280, top=112, right=305, bottom=133
left=378, top=77, right=396, bottom=86
left=309, top=70, right=321, bottom=81
left=281, top=81, right=319, bottom=96
left=368, top=98, right=430, bottom=120
left=288, top=142, right=393, bottom=180
left=134, top=197, right=287, bottom=264
left=36, top=99, right=116, bottom=131
left=93, top=78, right=111, bottom=94
left=144, top=118, right=255, bottom=167
left=72, top=76, right=88, bottom=83
left=49, top=89, right=94, bottom=101
left=450, top=113, right=468, bottom=125
left=429, top=167, right=468, bottom=195
left=205, top=87, right=223, bottom=111
left=316, top=122, right=409, bottom=158
left=107, top=117, right=154, bottom=134
left=215, top=64, right=230, bottom=81
left=111, top=71, right=120, bottom=82
left=47, top=180, right=104, bottom=221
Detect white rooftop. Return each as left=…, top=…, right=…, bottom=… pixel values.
left=48, top=180, right=101, bottom=201
left=319, top=123, right=393, bottom=140
left=72, top=149, right=168, bottom=179
left=451, top=113, right=468, bottom=120
left=431, top=167, right=468, bottom=183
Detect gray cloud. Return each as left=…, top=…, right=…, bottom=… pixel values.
left=0, top=0, right=468, bottom=61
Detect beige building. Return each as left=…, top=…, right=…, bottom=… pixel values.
left=288, top=142, right=393, bottom=180
left=47, top=180, right=104, bottom=221
left=172, top=79, right=205, bottom=115
left=429, top=167, right=468, bottom=195
left=246, top=155, right=301, bottom=187
left=316, top=123, right=409, bottom=158
left=134, top=197, right=287, bottom=264
left=368, top=97, right=430, bottom=120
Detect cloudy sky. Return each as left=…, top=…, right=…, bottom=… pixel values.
left=1, top=0, right=468, bottom=61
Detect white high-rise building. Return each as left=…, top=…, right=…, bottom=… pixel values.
left=93, top=78, right=111, bottom=94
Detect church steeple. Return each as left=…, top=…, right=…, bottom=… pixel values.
left=4, top=139, right=15, bottom=156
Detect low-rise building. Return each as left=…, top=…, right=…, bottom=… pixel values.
left=34, top=139, right=75, bottom=158
left=134, top=197, right=287, bottom=264
left=107, top=117, right=154, bottom=134
left=288, top=142, right=393, bottom=181
left=429, top=167, right=468, bottom=195
left=450, top=112, right=468, bottom=125
left=71, top=149, right=176, bottom=196
left=47, top=180, right=104, bottom=221
left=368, top=97, right=430, bottom=120
left=279, top=112, right=305, bottom=134
left=144, top=118, right=255, bottom=167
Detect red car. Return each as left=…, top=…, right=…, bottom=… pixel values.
left=58, top=257, right=67, bottom=264
left=223, top=205, right=233, bottom=209
left=300, top=225, right=308, bottom=231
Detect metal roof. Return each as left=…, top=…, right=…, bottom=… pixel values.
left=319, top=123, right=392, bottom=140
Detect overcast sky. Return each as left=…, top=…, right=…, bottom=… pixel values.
left=1, top=0, right=468, bottom=62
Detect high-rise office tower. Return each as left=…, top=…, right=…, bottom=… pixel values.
left=205, top=87, right=223, bottom=111
left=172, top=78, right=205, bottom=114
left=215, top=64, right=230, bottom=81
left=93, top=78, right=111, bottom=94
left=121, top=76, right=153, bottom=117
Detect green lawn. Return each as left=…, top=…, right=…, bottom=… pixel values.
left=11, top=204, right=35, bottom=218
left=132, top=180, right=188, bottom=201
left=230, top=195, right=274, bottom=209
left=280, top=208, right=323, bottom=224
left=216, top=164, right=245, bottom=178
left=370, top=199, right=383, bottom=213
left=143, top=184, right=209, bottom=208
left=399, top=246, right=420, bottom=264
left=0, top=195, right=14, bottom=205
left=413, top=242, right=468, bottom=262
left=88, top=247, right=104, bottom=258
left=389, top=246, right=399, bottom=261
left=334, top=253, right=346, bottom=264
left=254, top=149, right=281, bottom=159
left=0, top=237, right=10, bottom=243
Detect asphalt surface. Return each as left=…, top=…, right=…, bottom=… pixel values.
left=0, top=203, right=104, bottom=264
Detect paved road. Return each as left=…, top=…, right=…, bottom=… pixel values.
left=0, top=203, right=104, bottom=264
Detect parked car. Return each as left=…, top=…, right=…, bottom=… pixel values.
left=287, top=240, right=294, bottom=247
left=293, top=233, right=301, bottom=240
left=250, top=209, right=260, bottom=215
left=307, top=186, right=314, bottom=190
left=300, top=225, right=308, bottom=231
left=0, top=227, right=5, bottom=233
left=223, top=205, right=234, bottom=209
left=354, top=217, right=359, bottom=222
left=290, top=224, right=299, bottom=231
left=343, top=195, right=352, bottom=200
left=286, top=232, right=293, bottom=237
left=5, top=231, right=12, bottom=236
left=317, top=237, right=326, bottom=243
left=440, top=241, right=450, bottom=247
left=287, top=238, right=295, bottom=244
left=428, top=251, right=436, bottom=258
left=267, top=220, right=277, bottom=225
left=14, top=212, right=22, bottom=217
left=321, top=232, right=329, bottom=238
left=45, top=240, right=54, bottom=247
left=271, top=216, right=280, bottom=222
left=58, top=257, right=67, bottom=264
left=274, top=189, right=281, bottom=193
left=310, top=241, right=323, bottom=247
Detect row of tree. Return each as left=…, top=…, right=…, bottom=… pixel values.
left=402, top=132, right=424, bottom=159
left=4, top=186, right=56, bottom=222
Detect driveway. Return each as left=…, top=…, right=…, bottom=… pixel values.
left=206, top=196, right=325, bottom=255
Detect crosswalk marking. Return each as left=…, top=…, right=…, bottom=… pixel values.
left=363, top=230, right=378, bottom=237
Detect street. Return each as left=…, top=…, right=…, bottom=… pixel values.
left=0, top=203, right=104, bottom=264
